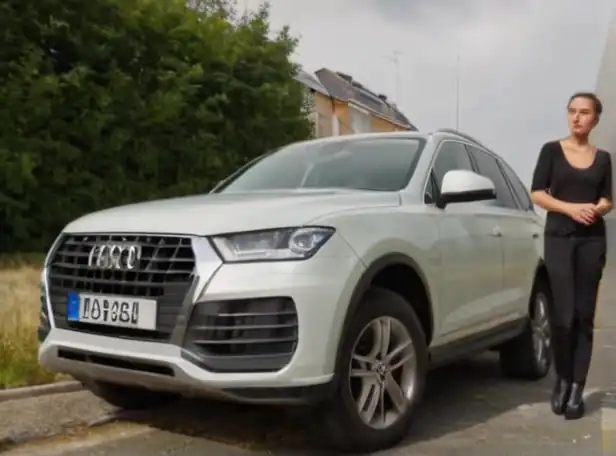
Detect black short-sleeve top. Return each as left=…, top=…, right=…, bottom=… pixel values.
left=530, top=140, right=613, bottom=237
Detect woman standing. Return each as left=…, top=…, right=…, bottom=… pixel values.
left=530, top=92, right=612, bottom=420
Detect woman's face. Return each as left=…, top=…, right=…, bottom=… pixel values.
left=567, top=96, right=597, bottom=137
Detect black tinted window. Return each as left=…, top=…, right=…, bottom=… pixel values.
left=499, top=160, right=533, bottom=210
left=467, top=146, right=518, bottom=209
left=432, top=141, right=474, bottom=189
left=216, top=138, right=425, bottom=193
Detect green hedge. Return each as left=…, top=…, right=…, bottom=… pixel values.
left=0, top=0, right=312, bottom=253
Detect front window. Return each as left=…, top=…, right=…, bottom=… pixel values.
left=214, top=137, right=426, bottom=193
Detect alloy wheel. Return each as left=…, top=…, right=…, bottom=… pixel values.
left=531, top=293, right=551, bottom=370
left=348, top=316, right=418, bottom=429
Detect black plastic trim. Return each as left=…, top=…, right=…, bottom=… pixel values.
left=436, top=188, right=496, bottom=209
left=181, top=348, right=294, bottom=373
left=37, top=326, right=50, bottom=343
left=181, top=297, right=298, bottom=373
left=56, top=348, right=175, bottom=376
left=428, top=318, right=527, bottom=368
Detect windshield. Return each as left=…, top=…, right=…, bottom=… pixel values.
left=214, top=137, right=426, bottom=193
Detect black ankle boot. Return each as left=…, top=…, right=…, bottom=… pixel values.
left=551, top=378, right=572, bottom=415
left=564, top=382, right=585, bottom=420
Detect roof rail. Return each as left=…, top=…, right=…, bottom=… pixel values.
left=433, top=128, right=490, bottom=150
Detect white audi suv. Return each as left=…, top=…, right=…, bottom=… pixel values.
left=38, top=129, right=552, bottom=453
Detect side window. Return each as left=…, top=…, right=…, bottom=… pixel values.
left=499, top=160, right=533, bottom=211
left=432, top=141, right=474, bottom=189
left=467, top=146, right=518, bottom=209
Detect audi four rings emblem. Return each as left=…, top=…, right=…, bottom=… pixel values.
left=88, top=242, right=142, bottom=271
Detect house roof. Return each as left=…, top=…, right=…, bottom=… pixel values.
left=294, top=69, right=330, bottom=97
left=314, top=68, right=417, bottom=130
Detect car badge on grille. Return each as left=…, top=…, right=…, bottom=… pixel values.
left=88, top=242, right=142, bottom=271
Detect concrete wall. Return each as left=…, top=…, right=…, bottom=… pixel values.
left=592, top=10, right=616, bottom=265
left=592, top=11, right=616, bottom=166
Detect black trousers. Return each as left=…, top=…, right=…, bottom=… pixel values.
left=544, top=235, right=606, bottom=384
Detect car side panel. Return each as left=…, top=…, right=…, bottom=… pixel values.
left=491, top=208, right=544, bottom=314
left=311, top=206, right=443, bottom=346
left=426, top=202, right=507, bottom=344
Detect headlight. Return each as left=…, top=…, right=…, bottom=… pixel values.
left=211, top=226, right=335, bottom=262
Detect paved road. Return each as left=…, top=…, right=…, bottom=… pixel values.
left=7, top=269, right=616, bottom=456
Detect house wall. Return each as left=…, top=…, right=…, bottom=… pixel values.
left=305, top=89, right=409, bottom=137
left=371, top=115, right=408, bottom=132
left=336, top=104, right=404, bottom=135
left=321, top=100, right=353, bottom=136
left=313, top=92, right=335, bottom=137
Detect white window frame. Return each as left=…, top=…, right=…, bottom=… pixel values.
left=349, top=103, right=372, bottom=133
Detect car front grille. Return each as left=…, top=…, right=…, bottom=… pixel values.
left=47, top=234, right=195, bottom=341
left=182, top=297, right=299, bottom=373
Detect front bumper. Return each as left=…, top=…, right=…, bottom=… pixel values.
left=38, top=232, right=364, bottom=404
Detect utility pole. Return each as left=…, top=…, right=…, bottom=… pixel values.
left=385, top=51, right=402, bottom=103
left=455, top=54, right=461, bottom=130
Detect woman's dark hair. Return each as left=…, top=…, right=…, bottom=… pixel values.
left=567, top=92, right=603, bottom=119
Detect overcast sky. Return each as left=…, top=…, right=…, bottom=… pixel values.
left=244, top=0, right=614, bottom=184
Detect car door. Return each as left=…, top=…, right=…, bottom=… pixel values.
left=427, top=140, right=504, bottom=339
left=498, top=158, right=543, bottom=314
left=466, top=146, right=534, bottom=323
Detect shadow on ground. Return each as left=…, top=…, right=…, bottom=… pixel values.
left=109, top=352, right=564, bottom=455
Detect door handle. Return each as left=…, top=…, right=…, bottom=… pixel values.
left=532, top=232, right=540, bottom=239
left=491, top=226, right=502, bottom=237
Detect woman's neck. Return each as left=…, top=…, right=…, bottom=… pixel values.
left=567, top=134, right=590, bottom=147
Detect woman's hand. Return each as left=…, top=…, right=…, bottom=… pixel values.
left=567, top=203, right=597, bottom=225
left=594, top=198, right=613, bottom=217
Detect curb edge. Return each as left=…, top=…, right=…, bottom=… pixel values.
left=0, top=381, right=83, bottom=403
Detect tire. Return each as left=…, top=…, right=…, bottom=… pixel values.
left=318, top=287, right=429, bottom=453
left=499, top=276, right=553, bottom=380
left=84, top=380, right=178, bottom=410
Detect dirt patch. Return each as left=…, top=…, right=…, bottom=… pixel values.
left=0, top=390, right=117, bottom=451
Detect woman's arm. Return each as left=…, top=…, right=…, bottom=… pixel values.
left=531, top=190, right=574, bottom=215
left=595, top=198, right=612, bottom=216
left=530, top=142, right=570, bottom=214
left=595, top=152, right=613, bottom=216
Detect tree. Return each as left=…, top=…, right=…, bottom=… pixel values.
left=0, top=0, right=311, bottom=253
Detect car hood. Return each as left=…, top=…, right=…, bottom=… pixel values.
left=64, top=190, right=400, bottom=235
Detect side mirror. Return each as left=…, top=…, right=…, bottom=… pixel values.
left=436, top=170, right=496, bottom=209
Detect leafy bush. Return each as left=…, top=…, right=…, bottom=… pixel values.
left=0, top=0, right=311, bottom=253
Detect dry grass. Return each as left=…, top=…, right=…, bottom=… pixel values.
left=0, top=256, right=60, bottom=389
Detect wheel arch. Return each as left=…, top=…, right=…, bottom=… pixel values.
left=333, top=253, right=434, bottom=372
left=531, top=259, right=551, bottom=313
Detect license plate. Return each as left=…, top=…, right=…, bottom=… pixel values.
left=66, top=292, right=157, bottom=330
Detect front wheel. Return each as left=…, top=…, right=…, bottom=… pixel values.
left=318, top=287, right=429, bottom=453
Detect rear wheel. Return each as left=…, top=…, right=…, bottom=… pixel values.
left=84, top=380, right=178, bottom=410
left=499, top=277, right=552, bottom=380
left=318, top=287, right=429, bottom=453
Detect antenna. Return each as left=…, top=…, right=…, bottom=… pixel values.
left=455, top=54, right=461, bottom=130
left=385, top=51, right=402, bottom=103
